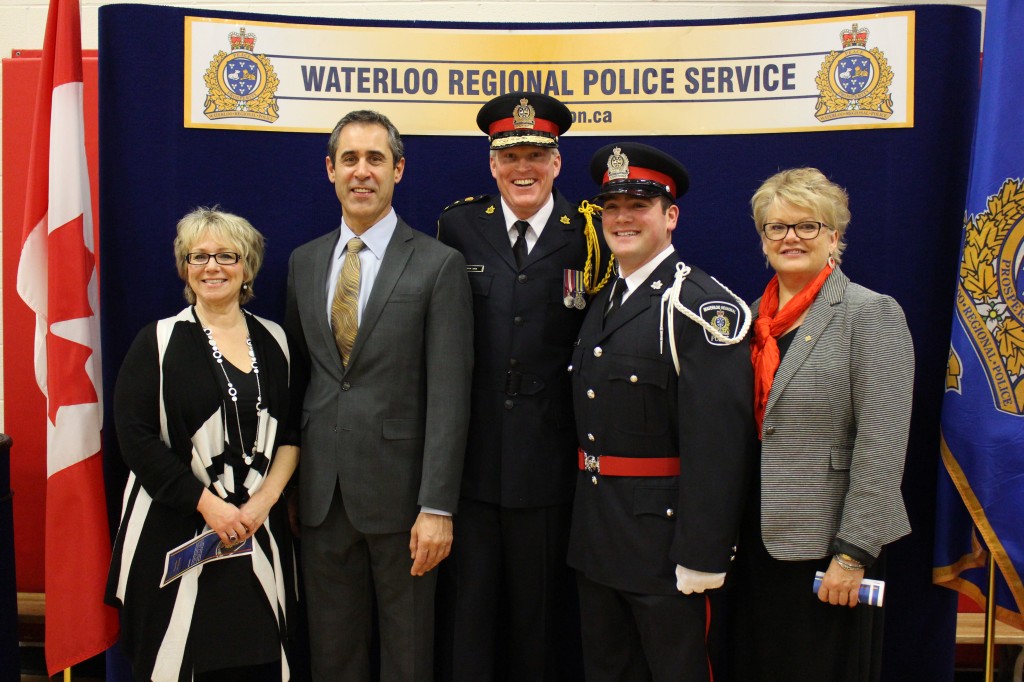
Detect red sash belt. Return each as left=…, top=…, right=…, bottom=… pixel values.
left=578, top=448, right=680, bottom=477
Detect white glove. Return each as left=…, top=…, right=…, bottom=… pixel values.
left=675, top=565, right=726, bottom=594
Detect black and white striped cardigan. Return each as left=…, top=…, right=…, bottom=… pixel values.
left=106, top=307, right=298, bottom=681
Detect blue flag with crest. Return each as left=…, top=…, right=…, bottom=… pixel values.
left=933, top=0, right=1024, bottom=627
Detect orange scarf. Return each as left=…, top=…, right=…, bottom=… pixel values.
left=750, top=263, right=834, bottom=437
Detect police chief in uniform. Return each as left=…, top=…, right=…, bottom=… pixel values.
left=436, top=92, right=612, bottom=681
left=568, top=143, right=756, bottom=682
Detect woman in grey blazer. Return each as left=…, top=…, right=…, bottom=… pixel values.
left=729, top=168, right=913, bottom=682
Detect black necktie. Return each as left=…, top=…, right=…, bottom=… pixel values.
left=512, top=220, right=530, bottom=269
left=604, top=277, right=627, bottom=321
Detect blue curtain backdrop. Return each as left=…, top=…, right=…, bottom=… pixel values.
left=98, top=5, right=980, bottom=679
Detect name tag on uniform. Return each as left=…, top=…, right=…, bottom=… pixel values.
left=466, top=265, right=485, bottom=273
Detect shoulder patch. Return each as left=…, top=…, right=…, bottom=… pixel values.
left=441, top=194, right=492, bottom=214
left=698, top=301, right=741, bottom=346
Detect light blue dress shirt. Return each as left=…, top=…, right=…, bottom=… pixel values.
left=324, top=208, right=398, bottom=324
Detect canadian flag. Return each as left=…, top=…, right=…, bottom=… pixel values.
left=15, top=0, right=119, bottom=673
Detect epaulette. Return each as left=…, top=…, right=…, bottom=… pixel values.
left=441, top=194, right=492, bottom=214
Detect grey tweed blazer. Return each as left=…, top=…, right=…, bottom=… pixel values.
left=754, top=266, right=913, bottom=560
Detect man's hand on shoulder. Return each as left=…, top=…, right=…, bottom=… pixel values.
left=409, top=511, right=454, bottom=576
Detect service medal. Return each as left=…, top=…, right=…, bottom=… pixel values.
left=563, top=269, right=582, bottom=309
left=564, top=269, right=587, bottom=309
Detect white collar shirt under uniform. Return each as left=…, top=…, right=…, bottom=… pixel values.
left=500, top=194, right=555, bottom=254
left=619, top=245, right=676, bottom=304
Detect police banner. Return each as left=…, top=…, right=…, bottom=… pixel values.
left=184, top=11, right=914, bottom=135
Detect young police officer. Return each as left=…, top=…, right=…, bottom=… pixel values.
left=568, top=142, right=756, bottom=681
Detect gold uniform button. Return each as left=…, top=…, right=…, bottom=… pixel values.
left=765, top=425, right=776, bottom=436
left=587, top=433, right=595, bottom=442
left=630, top=375, right=638, bottom=383
left=594, top=347, right=603, bottom=357
left=586, top=389, right=596, bottom=399
left=591, top=476, right=598, bottom=485
left=666, top=508, right=675, bottom=517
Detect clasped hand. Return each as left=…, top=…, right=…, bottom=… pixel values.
left=198, top=487, right=274, bottom=547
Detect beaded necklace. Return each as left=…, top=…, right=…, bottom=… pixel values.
left=197, top=309, right=263, bottom=466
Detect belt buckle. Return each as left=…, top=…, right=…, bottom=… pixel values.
left=584, top=454, right=600, bottom=474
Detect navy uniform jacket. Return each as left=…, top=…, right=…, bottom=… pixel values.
left=568, top=253, right=756, bottom=595
left=438, top=189, right=609, bottom=508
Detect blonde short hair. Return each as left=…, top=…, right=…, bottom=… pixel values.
left=173, top=207, right=265, bottom=305
left=750, top=167, right=850, bottom=263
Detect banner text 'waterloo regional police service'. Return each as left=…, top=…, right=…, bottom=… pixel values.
left=185, top=12, right=914, bottom=135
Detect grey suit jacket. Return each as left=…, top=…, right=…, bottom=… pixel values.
left=755, top=266, right=913, bottom=560
left=285, top=217, right=473, bottom=533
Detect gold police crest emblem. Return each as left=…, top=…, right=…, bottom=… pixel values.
left=814, top=23, right=894, bottom=122
left=607, top=147, right=630, bottom=180
left=512, top=98, right=536, bottom=129
left=203, top=28, right=279, bottom=122
left=947, top=178, right=1024, bottom=414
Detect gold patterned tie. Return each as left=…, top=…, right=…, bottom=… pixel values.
left=331, top=237, right=364, bottom=367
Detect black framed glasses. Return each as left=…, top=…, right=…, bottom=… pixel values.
left=185, top=252, right=241, bottom=266
left=761, top=221, right=827, bottom=241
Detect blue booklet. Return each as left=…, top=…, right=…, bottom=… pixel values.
left=812, top=571, right=885, bottom=607
left=160, top=530, right=252, bottom=587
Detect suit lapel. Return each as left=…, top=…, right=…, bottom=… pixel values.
left=523, top=191, right=573, bottom=268
left=477, top=192, right=575, bottom=272
left=312, top=229, right=346, bottom=376
left=764, top=267, right=849, bottom=416
left=595, top=256, right=678, bottom=342
left=345, top=219, right=414, bottom=369
left=477, top=198, right=518, bottom=270
left=577, top=281, right=610, bottom=349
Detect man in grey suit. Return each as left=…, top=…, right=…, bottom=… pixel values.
left=285, top=110, right=473, bottom=680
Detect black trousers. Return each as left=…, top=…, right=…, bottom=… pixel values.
left=576, top=572, right=711, bottom=682
left=436, top=498, right=582, bottom=682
